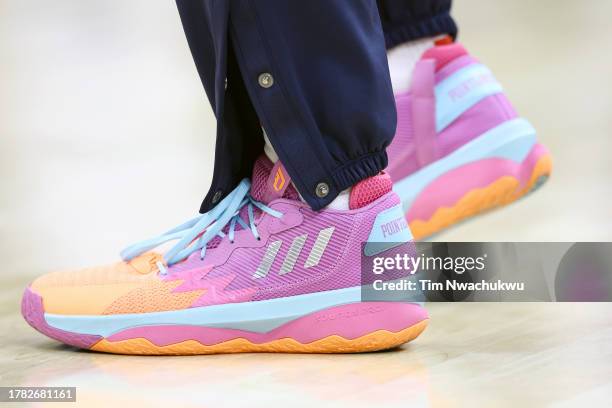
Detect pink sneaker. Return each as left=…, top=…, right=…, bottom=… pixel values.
left=387, top=42, right=552, bottom=239
left=22, top=157, right=427, bottom=355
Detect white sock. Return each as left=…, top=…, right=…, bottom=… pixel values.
left=387, top=37, right=436, bottom=94
left=263, top=129, right=351, bottom=210
left=325, top=188, right=350, bottom=210
left=263, top=129, right=279, bottom=163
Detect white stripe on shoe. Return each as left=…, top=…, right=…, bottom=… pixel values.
left=253, top=240, right=282, bottom=278
left=304, top=227, right=335, bottom=268
left=279, top=234, right=308, bottom=275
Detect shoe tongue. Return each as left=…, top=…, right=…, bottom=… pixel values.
left=206, top=156, right=298, bottom=251
left=250, top=155, right=299, bottom=204
left=421, top=42, right=468, bottom=72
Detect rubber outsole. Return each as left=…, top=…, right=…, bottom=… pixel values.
left=90, top=321, right=429, bottom=355
left=22, top=287, right=428, bottom=355
left=408, top=152, right=552, bottom=239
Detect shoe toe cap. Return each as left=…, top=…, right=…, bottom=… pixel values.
left=28, top=258, right=205, bottom=315
left=28, top=261, right=158, bottom=315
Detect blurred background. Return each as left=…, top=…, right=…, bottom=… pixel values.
left=1, top=1, right=612, bottom=406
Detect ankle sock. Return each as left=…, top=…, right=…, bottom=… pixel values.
left=262, top=129, right=351, bottom=210
left=263, top=129, right=279, bottom=163
left=387, top=37, right=437, bottom=94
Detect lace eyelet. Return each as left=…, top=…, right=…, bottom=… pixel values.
left=256, top=237, right=261, bottom=241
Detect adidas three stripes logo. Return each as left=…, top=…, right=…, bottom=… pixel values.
left=253, top=227, right=335, bottom=279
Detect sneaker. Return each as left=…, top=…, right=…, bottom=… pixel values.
left=386, top=41, right=552, bottom=239
left=22, top=156, right=428, bottom=355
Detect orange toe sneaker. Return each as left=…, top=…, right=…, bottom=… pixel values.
left=22, top=157, right=428, bottom=355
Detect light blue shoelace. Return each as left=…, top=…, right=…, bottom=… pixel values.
left=120, top=179, right=283, bottom=275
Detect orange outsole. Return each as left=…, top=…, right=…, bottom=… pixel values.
left=89, top=320, right=429, bottom=355
left=409, top=154, right=553, bottom=239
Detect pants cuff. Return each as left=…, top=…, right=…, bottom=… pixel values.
left=384, top=12, right=458, bottom=49
left=330, top=151, right=388, bottom=194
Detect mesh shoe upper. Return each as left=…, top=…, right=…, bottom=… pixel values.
left=30, top=156, right=401, bottom=315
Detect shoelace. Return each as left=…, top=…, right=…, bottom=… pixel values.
left=120, top=179, right=283, bottom=275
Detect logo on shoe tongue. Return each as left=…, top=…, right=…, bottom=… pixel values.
left=262, top=161, right=291, bottom=203
left=272, top=167, right=286, bottom=192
